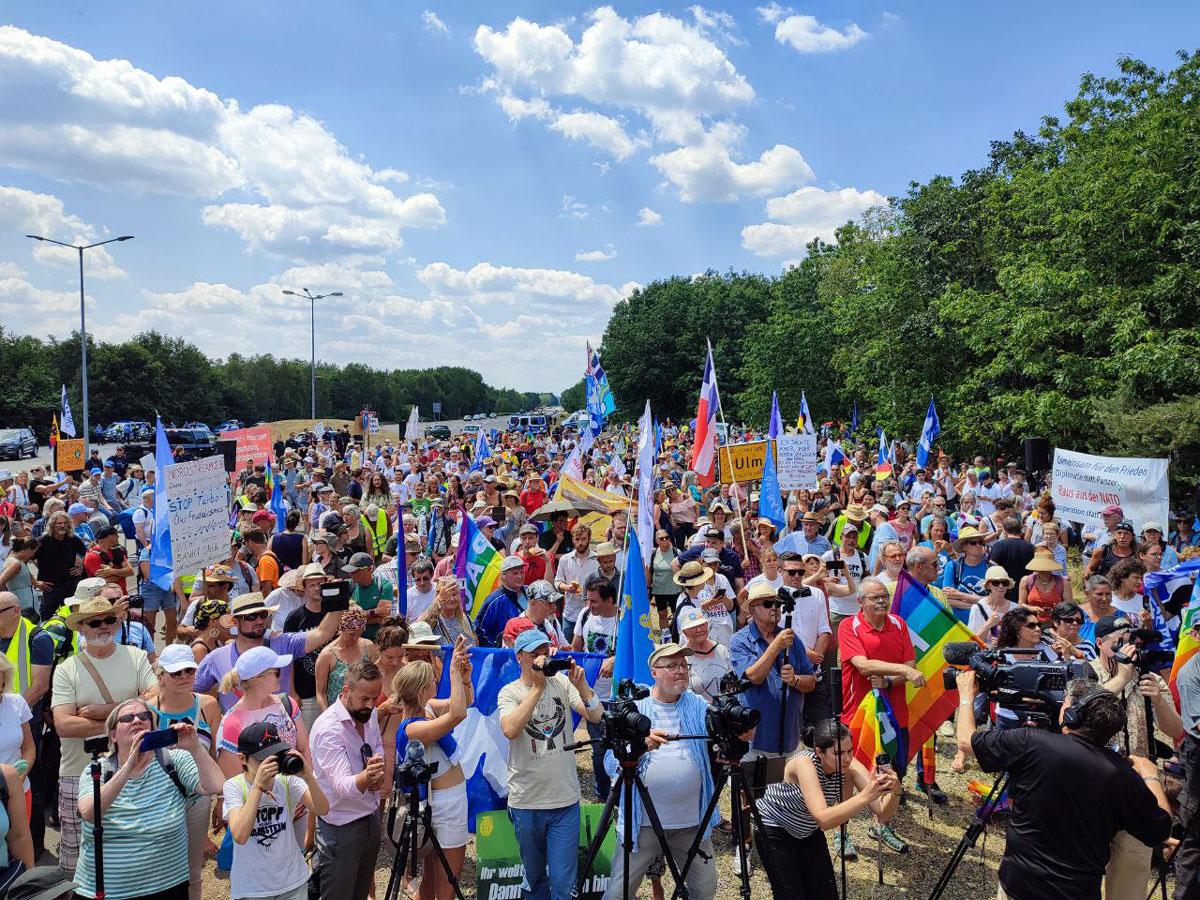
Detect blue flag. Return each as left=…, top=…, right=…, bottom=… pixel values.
left=269, top=462, right=288, bottom=533
left=60, top=385, right=77, bottom=438
left=851, top=400, right=860, bottom=434
left=916, top=397, right=941, bottom=468
left=759, top=441, right=787, bottom=531
left=768, top=390, right=783, bottom=440
left=395, top=515, right=409, bottom=617
left=149, top=416, right=174, bottom=591
left=470, top=429, right=491, bottom=472
left=612, top=530, right=654, bottom=695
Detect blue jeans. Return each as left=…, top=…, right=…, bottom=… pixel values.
left=509, top=803, right=580, bottom=900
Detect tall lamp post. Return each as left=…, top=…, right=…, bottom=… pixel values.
left=282, top=288, right=342, bottom=420
left=25, top=234, right=134, bottom=462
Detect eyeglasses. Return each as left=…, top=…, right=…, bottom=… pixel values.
left=167, top=668, right=196, bottom=678
left=237, top=611, right=270, bottom=622
left=86, top=616, right=118, bottom=629
left=653, top=662, right=688, bottom=672
left=0, top=606, right=19, bottom=615
left=116, top=710, right=153, bottom=725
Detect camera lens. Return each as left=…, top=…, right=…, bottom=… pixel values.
left=277, top=751, right=304, bottom=775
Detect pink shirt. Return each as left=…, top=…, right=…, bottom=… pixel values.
left=309, top=700, right=383, bottom=825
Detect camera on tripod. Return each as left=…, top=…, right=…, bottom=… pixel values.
left=1113, top=627, right=1175, bottom=675
left=777, top=584, right=810, bottom=608
left=395, top=741, right=437, bottom=789
left=706, top=672, right=761, bottom=740
left=601, top=678, right=652, bottom=745
left=941, top=641, right=1094, bottom=728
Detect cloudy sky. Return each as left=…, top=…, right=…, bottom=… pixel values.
left=0, top=3, right=1193, bottom=392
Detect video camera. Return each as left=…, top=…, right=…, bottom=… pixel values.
left=601, top=678, right=652, bottom=746
left=942, top=641, right=1094, bottom=728
left=395, top=740, right=437, bottom=789
left=705, top=672, right=761, bottom=758
left=1113, top=628, right=1175, bottom=676
left=535, top=656, right=573, bottom=678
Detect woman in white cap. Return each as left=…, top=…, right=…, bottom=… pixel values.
left=677, top=607, right=731, bottom=702
left=215, top=646, right=309, bottom=781
left=150, top=644, right=222, bottom=900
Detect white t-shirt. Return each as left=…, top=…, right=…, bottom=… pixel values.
left=0, top=694, right=31, bottom=790
left=686, top=580, right=736, bottom=648
left=406, top=586, right=436, bottom=622
left=686, top=643, right=733, bottom=702
left=642, top=698, right=702, bottom=829
left=745, top=573, right=783, bottom=593
left=496, top=676, right=584, bottom=810
left=223, top=774, right=309, bottom=899
left=786, top=588, right=832, bottom=667
left=908, top=480, right=935, bottom=502
left=967, top=599, right=1015, bottom=643
left=574, top=608, right=618, bottom=698
left=1112, top=594, right=1145, bottom=618
left=822, top=548, right=868, bottom=617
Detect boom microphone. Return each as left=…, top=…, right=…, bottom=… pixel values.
left=942, top=642, right=983, bottom=667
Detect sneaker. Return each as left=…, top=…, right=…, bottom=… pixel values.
left=833, top=831, right=858, bottom=861
left=730, top=844, right=755, bottom=876
left=868, top=824, right=910, bottom=854
left=916, top=780, right=949, bottom=805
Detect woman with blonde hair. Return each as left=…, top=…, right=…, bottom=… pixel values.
left=417, top=576, right=478, bottom=646
left=391, top=640, right=472, bottom=900
left=215, top=647, right=308, bottom=779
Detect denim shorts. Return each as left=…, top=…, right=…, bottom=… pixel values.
left=139, top=580, right=177, bottom=611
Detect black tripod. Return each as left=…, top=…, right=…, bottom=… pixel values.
left=1139, top=690, right=1171, bottom=900
left=383, top=757, right=466, bottom=900
left=667, top=733, right=780, bottom=900
left=926, top=770, right=1009, bottom=900
left=829, top=666, right=848, bottom=900
left=84, top=737, right=108, bottom=900
left=568, top=735, right=692, bottom=900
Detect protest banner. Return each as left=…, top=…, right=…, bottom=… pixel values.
left=475, top=804, right=613, bottom=900
left=1051, top=448, right=1169, bottom=532
left=717, top=440, right=776, bottom=484
left=56, top=438, right=84, bottom=473
left=224, top=425, right=272, bottom=470
left=777, top=433, right=818, bottom=490
left=164, top=455, right=230, bottom=576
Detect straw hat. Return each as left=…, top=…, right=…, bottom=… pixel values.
left=982, top=565, right=1014, bottom=588
left=952, top=526, right=986, bottom=552
left=1026, top=548, right=1061, bottom=573
left=844, top=504, right=868, bottom=522
left=67, top=597, right=120, bottom=630
left=673, top=560, right=714, bottom=588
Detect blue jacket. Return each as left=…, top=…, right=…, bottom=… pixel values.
left=603, top=691, right=718, bottom=850
left=474, top=586, right=527, bottom=647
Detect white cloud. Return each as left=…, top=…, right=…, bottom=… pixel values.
left=758, top=7, right=867, bottom=53
left=0, top=27, right=445, bottom=259
left=636, top=207, right=663, bottom=227
left=688, top=7, right=743, bottom=45
left=574, top=246, right=617, bottom=262
left=0, top=185, right=127, bottom=278
left=559, top=195, right=590, bottom=220
left=550, top=110, right=640, bottom=160
left=650, top=122, right=814, bottom=202
left=422, top=10, right=451, bottom=37
left=740, top=185, right=887, bottom=256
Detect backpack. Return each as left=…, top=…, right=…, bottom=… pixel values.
left=100, top=747, right=188, bottom=799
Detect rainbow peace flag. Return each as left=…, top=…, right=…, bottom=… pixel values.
left=849, top=688, right=902, bottom=771
left=454, top=513, right=502, bottom=619
left=1170, top=580, right=1200, bottom=702
left=890, top=569, right=982, bottom=762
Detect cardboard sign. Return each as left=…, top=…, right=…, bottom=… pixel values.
left=56, top=439, right=85, bottom=473
left=163, top=455, right=231, bottom=576
left=1051, top=448, right=1169, bottom=534
left=717, top=440, right=776, bottom=484
left=777, top=433, right=818, bottom=490
left=223, top=426, right=272, bottom=470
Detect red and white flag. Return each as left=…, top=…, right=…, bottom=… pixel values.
left=690, top=345, right=720, bottom=486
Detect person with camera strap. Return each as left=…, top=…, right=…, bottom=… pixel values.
left=224, top=721, right=328, bottom=900
left=498, top=629, right=603, bottom=900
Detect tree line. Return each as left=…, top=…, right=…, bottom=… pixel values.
left=0, top=328, right=547, bottom=434
left=588, top=52, right=1200, bottom=489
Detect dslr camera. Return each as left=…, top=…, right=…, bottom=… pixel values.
left=942, top=641, right=1095, bottom=728
left=705, top=672, right=761, bottom=757
left=1113, top=628, right=1175, bottom=676
left=601, top=678, right=652, bottom=745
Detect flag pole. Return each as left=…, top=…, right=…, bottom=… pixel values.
left=706, top=338, right=750, bottom=562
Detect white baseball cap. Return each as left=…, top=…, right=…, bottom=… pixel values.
left=234, top=646, right=293, bottom=681
left=158, top=643, right=198, bottom=674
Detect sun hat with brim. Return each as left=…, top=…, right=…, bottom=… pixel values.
left=513, top=629, right=552, bottom=655
left=70, top=576, right=108, bottom=604
left=405, top=621, right=444, bottom=647
left=278, top=568, right=303, bottom=591
left=226, top=592, right=278, bottom=618
left=299, top=562, right=327, bottom=580
left=595, top=542, right=619, bottom=557
left=67, top=597, right=120, bottom=631
left=802, top=512, right=823, bottom=524
left=673, top=560, right=713, bottom=588
left=676, top=606, right=707, bottom=632
left=844, top=504, right=868, bottom=522
left=952, top=526, right=987, bottom=551
left=1026, top=549, right=1061, bottom=573
left=746, top=581, right=778, bottom=604
left=648, top=642, right=694, bottom=667
left=203, top=564, right=236, bottom=583
left=6, top=865, right=78, bottom=900
left=158, top=643, right=198, bottom=673
left=983, top=565, right=1014, bottom=588
left=235, top=645, right=293, bottom=681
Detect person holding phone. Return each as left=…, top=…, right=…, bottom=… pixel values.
left=758, top=720, right=901, bottom=894
left=75, top=699, right=224, bottom=900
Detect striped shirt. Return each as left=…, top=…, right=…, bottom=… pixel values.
left=758, top=750, right=842, bottom=840
left=75, top=749, right=200, bottom=899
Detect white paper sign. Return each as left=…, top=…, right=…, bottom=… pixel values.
left=777, top=434, right=818, bottom=491
left=164, top=455, right=230, bottom=576
left=140, top=453, right=156, bottom=473
left=1050, top=448, right=1169, bottom=533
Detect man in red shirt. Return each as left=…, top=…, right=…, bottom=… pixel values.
left=82, top=525, right=133, bottom=591
left=838, top=575, right=925, bottom=855
left=516, top=524, right=550, bottom=585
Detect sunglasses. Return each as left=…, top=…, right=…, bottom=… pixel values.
left=116, top=710, right=153, bottom=725
left=1021, top=621, right=1041, bottom=630
left=1055, top=617, right=1083, bottom=625
left=755, top=600, right=781, bottom=610
left=87, top=616, right=118, bottom=629
left=237, top=611, right=270, bottom=622
left=782, top=568, right=805, bottom=576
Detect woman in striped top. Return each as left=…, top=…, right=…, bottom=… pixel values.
left=757, top=720, right=901, bottom=900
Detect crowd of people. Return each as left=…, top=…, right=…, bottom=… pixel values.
left=0, top=415, right=1196, bottom=900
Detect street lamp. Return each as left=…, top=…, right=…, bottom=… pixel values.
left=25, top=233, right=134, bottom=462
left=282, top=288, right=343, bottom=419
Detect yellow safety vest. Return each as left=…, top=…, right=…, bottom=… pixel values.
left=45, top=606, right=81, bottom=662
left=5, top=618, right=36, bottom=692
left=367, top=512, right=388, bottom=557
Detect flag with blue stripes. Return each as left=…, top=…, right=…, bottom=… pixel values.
left=916, top=398, right=941, bottom=468
left=149, top=416, right=174, bottom=591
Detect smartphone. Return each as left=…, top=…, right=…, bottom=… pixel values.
left=874, top=753, right=892, bottom=773
left=825, top=559, right=844, bottom=572
left=139, top=728, right=178, bottom=753
left=320, top=579, right=352, bottom=612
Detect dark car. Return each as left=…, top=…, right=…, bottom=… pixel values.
left=0, top=428, right=37, bottom=460
left=165, top=427, right=218, bottom=461
left=424, top=424, right=452, bottom=440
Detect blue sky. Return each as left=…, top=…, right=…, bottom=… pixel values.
left=1, top=3, right=1195, bottom=392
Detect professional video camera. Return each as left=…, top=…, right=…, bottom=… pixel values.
left=394, top=740, right=437, bottom=789
left=704, top=672, right=761, bottom=761
left=941, top=641, right=1094, bottom=728
left=601, top=678, right=652, bottom=746
left=1113, top=627, right=1175, bottom=676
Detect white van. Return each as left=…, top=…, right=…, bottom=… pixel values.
left=507, top=414, right=548, bottom=434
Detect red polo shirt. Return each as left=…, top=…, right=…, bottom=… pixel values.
left=838, top=609, right=916, bottom=727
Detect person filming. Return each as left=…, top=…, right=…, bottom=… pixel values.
left=955, top=671, right=1171, bottom=900
left=757, top=720, right=900, bottom=900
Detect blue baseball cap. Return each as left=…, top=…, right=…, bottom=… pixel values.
left=89, top=467, right=102, bottom=475
left=513, top=628, right=552, bottom=655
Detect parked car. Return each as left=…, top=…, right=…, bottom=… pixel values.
left=104, top=421, right=152, bottom=442
left=462, top=424, right=481, bottom=436
left=0, top=428, right=37, bottom=460
left=215, top=420, right=245, bottom=433
left=424, top=424, right=452, bottom=440
left=164, top=427, right=218, bottom=461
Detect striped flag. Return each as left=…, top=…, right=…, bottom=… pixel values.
left=890, top=568, right=982, bottom=762
left=689, top=344, right=720, bottom=486
left=848, top=688, right=902, bottom=771
left=453, top=513, right=503, bottom=618
left=916, top=398, right=940, bottom=468
left=875, top=426, right=893, bottom=475
left=796, top=391, right=814, bottom=435
left=1170, top=578, right=1200, bottom=702
left=49, top=414, right=59, bottom=450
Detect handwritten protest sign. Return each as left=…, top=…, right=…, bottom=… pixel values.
left=1051, top=448, right=1169, bottom=533
left=164, top=455, right=230, bottom=576
left=777, top=434, right=818, bottom=490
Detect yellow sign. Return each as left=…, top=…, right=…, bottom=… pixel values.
left=56, top=439, right=85, bottom=473
left=717, top=440, right=776, bottom=484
